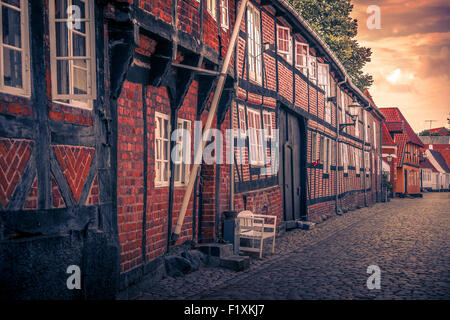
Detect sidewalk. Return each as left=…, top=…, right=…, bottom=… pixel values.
left=136, top=198, right=396, bottom=300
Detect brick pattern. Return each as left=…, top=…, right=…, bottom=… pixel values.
left=23, top=174, right=38, bottom=210
left=0, top=94, right=33, bottom=118
left=0, top=138, right=33, bottom=208
left=51, top=174, right=66, bottom=209
left=48, top=103, right=93, bottom=126
left=85, top=174, right=99, bottom=206
left=53, top=145, right=95, bottom=203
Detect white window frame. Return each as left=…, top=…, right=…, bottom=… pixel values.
left=220, top=0, right=229, bottom=30
left=238, top=104, right=247, bottom=138
left=173, top=118, right=191, bottom=186
left=373, top=120, right=377, bottom=148
left=247, top=4, right=262, bottom=84
left=262, top=111, right=273, bottom=140
left=341, top=89, right=346, bottom=124
left=318, top=63, right=331, bottom=123
left=277, top=25, right=292, bottom=64
left=155, top=112, right=171, bottom=187
left=355, top=148, right=360, bottom=173
left=364, top=110, right=368, bottom=140
left=323, top=138, right=331, bottom=174
left=342, top=144, right=348, bottom=174
left=295, top=41, right=308, bottom=74
left=308, top=55, right=317, bottom=81
left=0, top=0, right=31, bottom=97
left=319, top=135, right=324, bottom=164
left=49, top=0, right=97, bottom=110
left=247, top=108, right=264, bottom=166
left=207, top=0, right=217, bottom=20
left=311, top=132, right=317, bottom=162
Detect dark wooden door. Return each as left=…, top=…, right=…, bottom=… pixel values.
left=279, top=108, right=306, bottom=222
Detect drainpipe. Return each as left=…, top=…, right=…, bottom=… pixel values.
left=335, top=77, right=347, bottom=214
left=171, top=0, right=250, bottom=244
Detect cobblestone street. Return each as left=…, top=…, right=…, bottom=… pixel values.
left=137, top=193, right=450, bottom=300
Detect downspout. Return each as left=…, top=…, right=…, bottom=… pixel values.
left=335, top=77, right=347, bottom=214
left=171, top=0, right=250, bottom=244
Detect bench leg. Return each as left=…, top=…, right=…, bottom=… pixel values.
left=272, top=235, right=275, bottom=254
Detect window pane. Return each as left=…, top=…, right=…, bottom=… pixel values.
left=55, top=0, right=68, bottom=19
left=57, top=60, right=70, bottom=94
left=73, top=32, right=86, bottom=56
left=3, top=0, right=20, bottom=8
left=73, top=0, right=86, bottom=19
left=73, top=66, right=87, bottom=94
left=3, top=47, right=22, bottom=88
left=2, top=6, right=21, bottom=48
left=55, top=22, right=69, bottom=57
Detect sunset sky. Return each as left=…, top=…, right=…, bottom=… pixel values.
left=351, top=0, right=450, bottom=133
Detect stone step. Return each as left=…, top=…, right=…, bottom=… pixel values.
left=195, top=243, right=233, bottom=259
left=219, top=255, right=250, bottom=271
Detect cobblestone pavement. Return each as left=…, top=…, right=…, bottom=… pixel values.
left=137, top=193, right=450, bottom=300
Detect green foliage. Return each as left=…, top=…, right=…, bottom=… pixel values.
left=288, top=0, right=374, bottom=91
left=419, top=130, right=431, bottom=136
left=382, top=172, right=393, bottom=192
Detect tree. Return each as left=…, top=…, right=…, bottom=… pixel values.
left=288, top=0, right=374, bottom=91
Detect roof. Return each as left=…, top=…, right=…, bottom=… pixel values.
left=379, top=108, right=424, bottom=167
left=379, top=108, right=424, bottom=147
left=381, top=122, right=395, bottom=146
left=420, top=156, right=438, bottom=172
left=428, top=127, right=449, bottom=136
left=429, top=150, right=450, bottom=173
left=439, top=149, right=450, bottom=168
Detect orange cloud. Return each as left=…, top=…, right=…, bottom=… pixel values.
left=352, top=0, right=450, bottom=132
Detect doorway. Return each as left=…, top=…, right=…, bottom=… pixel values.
left=279, top=107, right=307, bottom=223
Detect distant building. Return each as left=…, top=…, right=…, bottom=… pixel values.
left=419, top=136, right=450, bottom=151
left=379, top=108, right=424, bottom=196
left=422, top=127, right=450, bottom=136
left=424, top=150, right=450, bottom=192
left=419, top=155, right=439, bottom=191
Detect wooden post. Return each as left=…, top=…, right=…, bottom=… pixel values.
left=171, top=0, right=249, bottom=244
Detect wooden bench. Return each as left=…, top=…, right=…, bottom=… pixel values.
left=237, top=210, right=277, bottom=259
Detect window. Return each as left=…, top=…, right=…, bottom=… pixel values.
left=247, top=108, right=264, bottom=166
left=174, top=119, right=191, bottom=186
left=355, top=116, right=359, bottom=137
left=238, top=104, right=247, bottom=137
left=319, top=136, right=324, bottom=164
left=49, top=0, right=97, bottom=110
left=364, top=111, right=368, bottom=139
left=342, top=144, right=348, bottom=173
left=220, top=0, right=229, bottom=29
left=262, top=111, right=273, bottom=140
left=355, top=148, right=360, bottom=173
left=155, top=112, right=170, bottom=187
left=308, top=56, right=317, bottom=81
left=373, top=121, right=377, bottom=148
left=247, top=5, right=262, bottom=83
left=295, top=42, right=308, bottom=74
left=340, top=90, right=346, bottom=124
left=311, top=132, right=317, bottom=162
left=277, top=25, right=292, bottom=63
left=207, top=0, right=216, bottom=20
left=318, top=63, right=331, bottom=123
left=0, top=0, right=30, bottom=96
left=323, top=138, right=331, bottom=174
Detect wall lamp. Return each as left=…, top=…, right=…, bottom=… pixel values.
left=339, top=98, right=362, bottom=133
